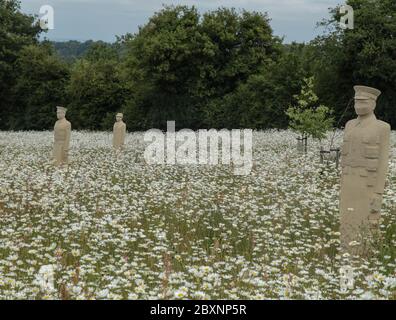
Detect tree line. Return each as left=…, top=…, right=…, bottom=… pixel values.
left=0, top=0, right=395, bottom=132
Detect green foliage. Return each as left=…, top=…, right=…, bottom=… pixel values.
left=51, top=40, right=120, bottom=62
left=0, top=1, right=395, bottom=131
left=286, top=77, right=334, bottom=140
left=120, top=5, right=281, bottom=130
left=203, top=44, right=305, bottom=129
left=119, top=5, right=213, bottom=130
left=9, top=43, right=69, bottom=130
left=66, top=45, right=126, bottom=131
left=0, top=0, right=42, bottom=129
left=310, top=0, right=396, bottom=128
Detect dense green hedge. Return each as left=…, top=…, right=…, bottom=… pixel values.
left=0, top=0, right=394, bottom=131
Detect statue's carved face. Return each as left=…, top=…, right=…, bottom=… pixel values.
left=116, top=115, right=123, bottom=122
left=354, top=99, right=375, bottom=116
left=57, top=111, right=66, bottom=120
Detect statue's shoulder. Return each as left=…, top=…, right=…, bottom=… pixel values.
left=375, top=119, right=391, bottom=133
left=345, top=119, right=357, bottom=128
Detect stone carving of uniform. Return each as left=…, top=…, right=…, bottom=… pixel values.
left=113, top=113, right=126, bottom=150
left=340, top=86, right=391, bottom=255
left=53, top=107, right=71, bottom=166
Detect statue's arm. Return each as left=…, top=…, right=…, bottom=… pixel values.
left=340, top=120, right=352, bottom=163
left=344, top=119, right=353, bottom=132
left=122, top=124, right=126, bottom=145
left=374, top=124, right=391, bottom=195
left=369, top=124, right=391, bottom=217
left=65, top=122, right=72, bottom=150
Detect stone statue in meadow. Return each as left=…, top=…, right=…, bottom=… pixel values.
left=113, top=113, right=126, bottom=151
left=339, top=86, right=391, bottom=255
left=53, top=106, right=71, bottom=166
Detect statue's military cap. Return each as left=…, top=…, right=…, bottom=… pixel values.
left=354, top=85, right=381, bottom=101
left=56, top=106, right=67, bottom=113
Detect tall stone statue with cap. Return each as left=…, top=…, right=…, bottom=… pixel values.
left=339, top=85, right=391, bottom=255
left=113, top=113, right=126, bottom=151
left=53, top=106, right=72, bottom=166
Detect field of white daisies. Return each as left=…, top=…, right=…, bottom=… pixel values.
left=0, top=130, right=395, bottom=300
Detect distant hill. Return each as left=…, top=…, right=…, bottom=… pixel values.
left=50, top=40, right=111, bottom=61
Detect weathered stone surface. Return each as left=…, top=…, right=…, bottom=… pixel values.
left=113, top=113, right=126, bottom=150
left=340, top=86, right=391, bottom=255
left=53, top=106, right=71, bottom=166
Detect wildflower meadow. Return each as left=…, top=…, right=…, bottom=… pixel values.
left=0, top=130, right=395, bottom=300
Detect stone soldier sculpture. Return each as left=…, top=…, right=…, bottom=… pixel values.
left=113, top=113, right=126, bottom=151
left=340, top=86, right=391, bottom=255
left=53, top=106, right=71, bottom=166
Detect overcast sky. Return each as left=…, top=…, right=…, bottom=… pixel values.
left=20, top=0, right=343, bottom=43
